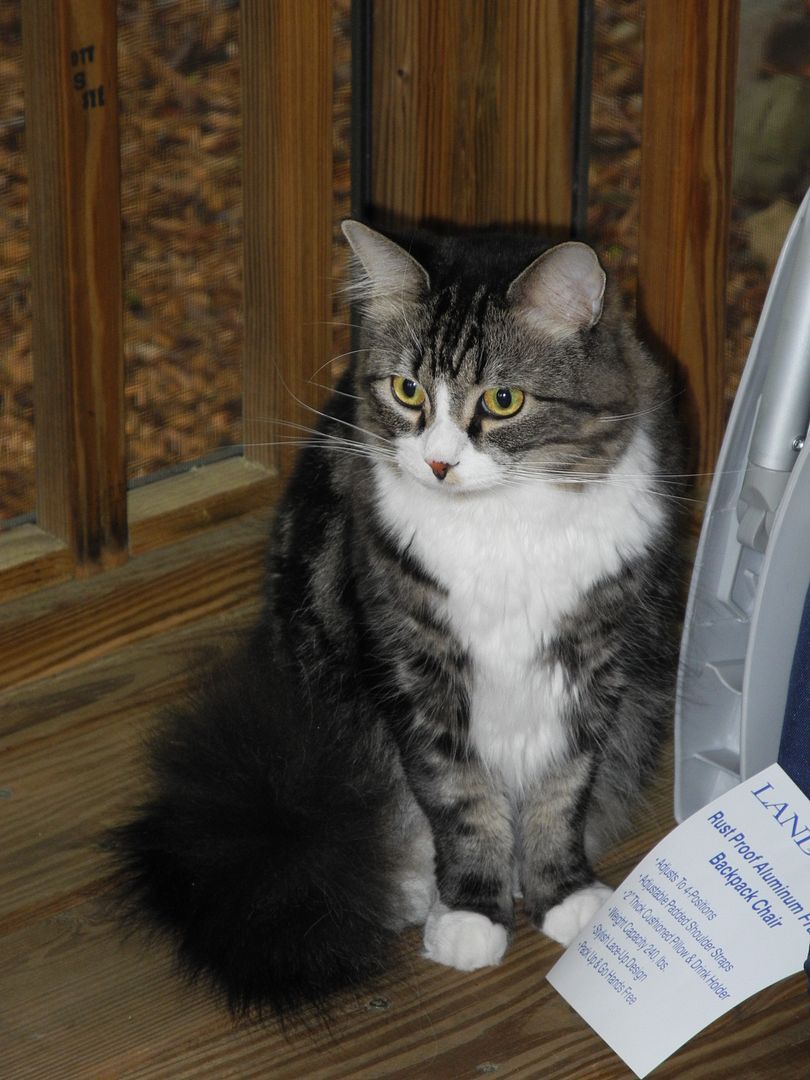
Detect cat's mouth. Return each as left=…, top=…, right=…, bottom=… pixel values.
left=390, top=436, right=505, bottom=494
left=410, top=460, right=499, bottom=495
left=412, top=465, right=464, bottom=490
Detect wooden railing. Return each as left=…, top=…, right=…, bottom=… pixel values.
left=1, top=0, right=738, bottom=687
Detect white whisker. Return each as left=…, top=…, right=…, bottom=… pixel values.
left=242, top=438, right=394, bottom=463
left=305, top=380, right=363, bottom=401
left=266, top=366, right=396, bottom=448
left=597, top=389, right=687, bottom=423
left=505, top=467, right=705, bottom=505
left=253, top=417, right=397, bottom=456
left=306, top=348, right=370, bottom=381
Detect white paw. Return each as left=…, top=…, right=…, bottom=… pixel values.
left=423, top=906, right=508, bottom=971
left=541, top=882, right=613, bottom=946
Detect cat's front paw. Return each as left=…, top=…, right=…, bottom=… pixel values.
left=423, top=906, right=508, bottom=971
left=541, top=882, right=613, bottom=946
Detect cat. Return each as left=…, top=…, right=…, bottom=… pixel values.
left=109, top=221, right=686, bottom=1018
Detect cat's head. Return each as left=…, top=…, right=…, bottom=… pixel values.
left=342, top=221, right=643, bottom=495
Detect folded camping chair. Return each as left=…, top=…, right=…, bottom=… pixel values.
left=676, top=186, right=810, bottom=987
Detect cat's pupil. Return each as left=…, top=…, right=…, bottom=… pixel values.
left=403, top=380, right=417, bottom=399
left=496, top=388, right=512, bottom=409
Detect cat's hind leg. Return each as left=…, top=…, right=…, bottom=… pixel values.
left=391, top=792, right=437, bottom=928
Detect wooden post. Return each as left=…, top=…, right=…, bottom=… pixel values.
left=369, top=0, right=578, bottom=234
left=637, top=1, right=740, bottom=481
left=241, top=1, right=335, bottom=476
left=22, top=0, right=126, bottom=571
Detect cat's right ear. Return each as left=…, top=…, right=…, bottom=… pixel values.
left=341, top=221, right=430, bottom=308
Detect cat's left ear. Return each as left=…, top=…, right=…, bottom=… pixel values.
left=507, top=242, right=606, bottom=336
left=341, top=221, right=430, bottom=305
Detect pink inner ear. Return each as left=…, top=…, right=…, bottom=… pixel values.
left=508, top=242, right=606, bottom=333
left=341, top=220, right=430, bottom=303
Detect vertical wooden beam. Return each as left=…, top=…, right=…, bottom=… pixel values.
left=370, top=0, right=578, bottom=233
left=22, top=0, right=126, bottom=571
left=241, top=1, right=334, bottom=475
left=637, top=1, right=739, bottom=480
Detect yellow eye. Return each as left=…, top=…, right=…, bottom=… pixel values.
left=481, top=387, right=525, bottom=418
left=391, top=376, right=426, bottom=409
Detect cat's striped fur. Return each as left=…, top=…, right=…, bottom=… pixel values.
left=110, top=223, right=686, bottom=1016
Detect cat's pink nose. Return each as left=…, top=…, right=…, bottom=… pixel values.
left=427, top=460, right=452, bottom=480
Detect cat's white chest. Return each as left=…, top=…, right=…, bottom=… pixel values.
left=372, top=435, right=662, bottom=787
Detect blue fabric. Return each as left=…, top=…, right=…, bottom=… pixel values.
left=779, top=581, right=810, bottom=799
left=777, top=580, right=810, bottom=995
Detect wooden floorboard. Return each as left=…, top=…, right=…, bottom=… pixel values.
left=1, top=604, right=808, bottom=1078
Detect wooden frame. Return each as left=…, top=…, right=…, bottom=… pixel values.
left=637, top=0, right=740, bottom=484
left=1, top=0, right=739, bottom=690
left=241, top=0, right=335, bottom=477
left=0, top=508, right=270, bottom=694
left=2, top=0, right=332, bottom=610
left=22, top=0, right=126, bottom=574
left=368, top=0, right=578, bottom=234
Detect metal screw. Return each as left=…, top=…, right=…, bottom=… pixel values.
left=792, top=436, right=805, bottom=452
left=476, top=1065, right=500, bottom=1075
left=367, top=996, right=391, bottom=1011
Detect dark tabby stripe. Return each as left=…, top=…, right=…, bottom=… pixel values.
left=367, top=518, right=447, bottom=596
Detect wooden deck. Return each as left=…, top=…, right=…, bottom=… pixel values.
left=2, top=582, right=808, bottom=1078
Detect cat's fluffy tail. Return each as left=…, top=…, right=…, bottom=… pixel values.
left=107, top=637, right=402, bottom=1019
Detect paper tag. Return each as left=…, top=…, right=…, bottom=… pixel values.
left=547, top=763, right=810, bottom=1078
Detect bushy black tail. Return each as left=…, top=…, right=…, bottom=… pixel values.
left=108, top=637, right=401, bottom=1019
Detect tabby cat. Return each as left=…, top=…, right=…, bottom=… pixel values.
left=111, top=221, right=686, bottom=1017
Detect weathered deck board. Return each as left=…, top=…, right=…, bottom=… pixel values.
left=1, top=605, right=807, bottom=1079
